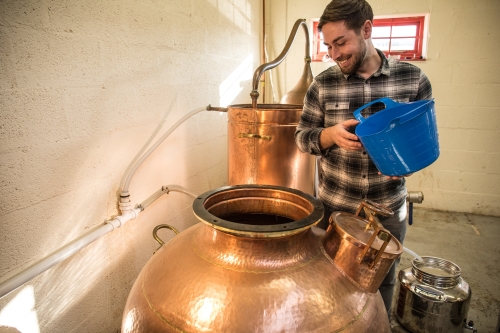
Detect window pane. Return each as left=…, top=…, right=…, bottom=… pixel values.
left=372, top=26, right=391, bottom=38
left=372, top=38, right=390, bottom=51
left=391, top=38, right=416, bottom=51
left=392, top=25, right=417, bottom=37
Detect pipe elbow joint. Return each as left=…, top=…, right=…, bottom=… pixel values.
left=108, top=208, right=141, bottom=230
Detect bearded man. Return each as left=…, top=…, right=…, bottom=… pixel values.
left=294, top=0, right=432, bottom=315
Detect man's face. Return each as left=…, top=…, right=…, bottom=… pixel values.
left=321, top=21, right=368, bottom=75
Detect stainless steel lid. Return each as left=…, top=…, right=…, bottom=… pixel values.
left=412, top=256, right=462, bottom=288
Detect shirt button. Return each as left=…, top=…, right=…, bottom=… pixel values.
left=362, top=175, right=366, bottom=179
left=363, top=151, right=367, bottom=155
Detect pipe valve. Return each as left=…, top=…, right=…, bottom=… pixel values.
left=407, top=191, right=424, bottom=226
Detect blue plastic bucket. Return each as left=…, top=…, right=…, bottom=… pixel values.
left=353, top=97, right=439, bottom=176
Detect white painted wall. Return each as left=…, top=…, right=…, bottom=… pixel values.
left=0, top=0, right=261, bottom=332
left=265, top=0, right=500, bottom=216
left=0, top=0, right=498, bottom=331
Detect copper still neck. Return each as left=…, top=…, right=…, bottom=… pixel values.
left=192, top=184, right=323, bottom=238
left=250, top=18, right=313, bottom=108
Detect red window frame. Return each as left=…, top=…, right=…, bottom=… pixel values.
left=311, top=16, right=426, bottom=62
left=312, top=20, right=325, bottom=62
left=372, top=16, right=425, bottom=60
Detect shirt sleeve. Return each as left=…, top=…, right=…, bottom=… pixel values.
left=415, top=71, right=433, bottom=100
left=294, top=79, right=327, bottom=156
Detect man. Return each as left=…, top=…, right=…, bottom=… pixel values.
left=294, top=0, right=432, bottom=315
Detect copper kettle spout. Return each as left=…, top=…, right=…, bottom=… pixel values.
left=250, top=18, right=312, bottom=108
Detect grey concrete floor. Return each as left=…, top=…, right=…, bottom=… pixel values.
left=388, top=208, right=500, bottom=333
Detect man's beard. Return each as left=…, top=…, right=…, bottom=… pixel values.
left=337, top=36, right=367, bottom=75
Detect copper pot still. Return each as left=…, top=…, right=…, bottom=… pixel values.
left=121, top=185, right=391, bottom=333
left=323, top=200, right=403, bottom=293
left=227, top=104, right=315, bottom=196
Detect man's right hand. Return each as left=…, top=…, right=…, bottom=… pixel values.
left=319, top=119, right=362, bottom=151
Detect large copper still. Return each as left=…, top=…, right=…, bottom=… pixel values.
left=227, top=104, right=315, bottom=195
left=209, top=19, right=316, bottom=195
left=122, top=185, right=391, bottom=332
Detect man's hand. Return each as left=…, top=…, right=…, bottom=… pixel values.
left=320, top=119, right=362, bottom=151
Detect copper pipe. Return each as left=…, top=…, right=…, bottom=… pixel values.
left=261, top=0, right=265, bottom=104
left=206, top=104, right=228, bottom=112
left=250, top=19, right=311, bottom=108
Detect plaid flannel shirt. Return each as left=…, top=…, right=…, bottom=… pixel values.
left=295, top=50, right=432, bottom=214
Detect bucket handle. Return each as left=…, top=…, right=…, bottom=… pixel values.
left=397, top=98, right=434, bottom=125
left=353, top=98, right=400, bottom=123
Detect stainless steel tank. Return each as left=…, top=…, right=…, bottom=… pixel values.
left=396, top=256, right=472, bottom=333
left=121, top=185, right=391, bottom=333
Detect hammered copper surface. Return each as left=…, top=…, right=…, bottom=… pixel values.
left=122, top=186, right=391, bottom=333
left=279, top=62, right=313, bottom=105
left=227, top=104, right=315, bottom=195
left=323, top=212, right=403, bottom=293
left=123, top=225, right=391, bottom=333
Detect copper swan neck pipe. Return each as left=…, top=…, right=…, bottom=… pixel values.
left=251, top=19, right=311, bottom=108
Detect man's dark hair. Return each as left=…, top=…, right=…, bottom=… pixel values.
left=318, top=0, right=374, bottom=32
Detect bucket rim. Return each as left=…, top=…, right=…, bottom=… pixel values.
left=355, top=99, right=434, bottom=138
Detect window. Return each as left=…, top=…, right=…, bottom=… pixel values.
left=311, top=14, right=428, bottom=62
left=372, top=16, right=426, bottom=60
left=312, top=20, right=328, bottom=62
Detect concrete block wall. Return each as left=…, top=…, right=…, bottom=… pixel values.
left=0, top=0, right=261, bottom=332
left=265, top=0, right=500, bottom=216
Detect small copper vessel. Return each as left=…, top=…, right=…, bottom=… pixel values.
left=227, top=104, right=315, bottom=195
left=122, top=185, right=391, bottom=332
left=322, top=200, right=403, bottom=293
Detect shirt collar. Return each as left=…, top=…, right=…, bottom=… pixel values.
left=343, top=48, right=390, bottom=80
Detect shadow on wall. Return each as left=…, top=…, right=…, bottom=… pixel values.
left=0, top=327, right=22, bottom=333
left=0, top=0, right=261, bottom=332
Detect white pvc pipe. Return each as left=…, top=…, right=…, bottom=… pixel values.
left=0, top=105, right=213, bottom=298
left=164, top=185, right=198, bottom=199
left=0, top=208, right=141, bottom=299
left=139, top=185, right=198, bottom=210
left=403, top=246, right=423, bottom=262
left=121, top=106, right=207, bottom=194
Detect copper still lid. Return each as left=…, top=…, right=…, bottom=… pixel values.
left=322, top=200, right=403, bottom=293
left=331, top=212, right=403, bottom=255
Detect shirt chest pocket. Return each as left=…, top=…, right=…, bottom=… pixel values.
left=325, top=101, right=351, bottom=127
